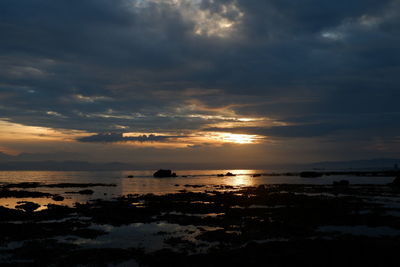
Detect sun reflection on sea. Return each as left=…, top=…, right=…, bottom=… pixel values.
left=0, top=198, right=80, bottom=211
left=221, top=169, right=257, bottom=187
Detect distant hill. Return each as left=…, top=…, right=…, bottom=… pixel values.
left=305, top=158, right=400, bottom=170
left=0, top=151, right=86, bottom=162
left=0, top=151, right=399, bottom=171
left=0, top=160, right=136, bottom=171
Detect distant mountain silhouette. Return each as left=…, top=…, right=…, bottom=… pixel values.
left=0, top=151, right=135, bottom=170
left=0, top=151, right=86, bottom=162
left=0, top=152, right=11, bottom=161
left=305, top=158, right=400, bottom=170
left=0, top=151, right=399, bottom=171
left=0, top=160, right=135, bottom=171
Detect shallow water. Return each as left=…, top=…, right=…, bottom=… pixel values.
left=67, top=222, right=218, bottom=253
left=0, top=169, right=395, bottom=209
left=1, top=177, right=400, bottom=265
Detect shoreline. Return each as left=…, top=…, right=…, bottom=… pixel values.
left=1, top=182, right=400, bottom=265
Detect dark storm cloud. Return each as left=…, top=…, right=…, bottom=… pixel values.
left=0, top=0, right=399, bottom=147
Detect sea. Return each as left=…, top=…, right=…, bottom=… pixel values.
left=1, top=169, right=398, bottom=259
left=0, top=169, right=395, bottom=210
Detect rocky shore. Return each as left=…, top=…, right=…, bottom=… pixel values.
left=0, top=178, right=400, bottom=266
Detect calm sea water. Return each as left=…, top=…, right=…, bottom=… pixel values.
left=0, top=170, right=398, bottom=253
left=0, top=169, right=395, bottom=209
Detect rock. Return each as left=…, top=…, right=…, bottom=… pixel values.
left=126, top=175, right=134, bottom=178
left=78, top=189, right=94, bottom=195
left=217, top=174, right=224, bottom=177
left=300, top=171, right=323, bottom=178
left=15, top=201, right=40, bottom=212
left=256, top=185, right=266, bottom=191
left=52, top=195, right=65, bottom=201
left=333, top=180, right=349, bottom=186
left=390, top=176, right=400, bottom=186
left=66, top=189, right=94, bottom=195
left=225, top=172, right=236, bottom=176
left=253, top=174, right=261, bottom=177
left=153, top=169, right=177, bottom=178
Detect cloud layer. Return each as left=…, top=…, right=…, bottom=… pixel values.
left=0, top=0, right=399, bottom=161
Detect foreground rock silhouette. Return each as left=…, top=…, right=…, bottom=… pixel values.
left=1, top=183, right=400, bottom=266
left=15, top=201, right=40, bottom=212
left=333, top=180, right=350, bottom=186
left=391, top=176, right=400, bottom=186
left=153, top=169, right=177, bottom=178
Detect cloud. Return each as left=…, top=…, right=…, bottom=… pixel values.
left=205, top=112, right=400, bottom=139
left=77, top=133, right=181, bottom=143
left=205, top=125, right=339, bottom=138
left=0, top=0, right=399, bottom=158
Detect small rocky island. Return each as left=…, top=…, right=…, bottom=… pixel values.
left=153, top=169, right=177, bottom=178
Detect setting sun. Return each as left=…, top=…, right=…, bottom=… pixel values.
left=220, top=133, right=258, bottom=144
left=0, top=0, right=397, bottom=264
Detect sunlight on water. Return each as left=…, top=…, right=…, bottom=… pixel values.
left=223, top=169, right=258, bottom=186
left=0, top=170, right=395, bottom=209
left=229, top=175, right=254, bottom=187
left=0, top=197, right=79, bottom=211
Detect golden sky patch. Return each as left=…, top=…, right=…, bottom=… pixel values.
left=0, top=119, right=87, bottom=142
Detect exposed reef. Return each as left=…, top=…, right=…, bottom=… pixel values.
left=1, top=180, right=400, bottom=266
left=153, top=169, right=177, bottom=178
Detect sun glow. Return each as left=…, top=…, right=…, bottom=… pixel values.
left=0, top=120, right=87, bottom=142
left=132, top=0, right=244, bottom=38
left=220, top=133, right=258, bottom=144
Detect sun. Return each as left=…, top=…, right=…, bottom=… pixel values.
left=203, top=132, right=260, bottom=144
left=221, top=133, right=257, bottom=144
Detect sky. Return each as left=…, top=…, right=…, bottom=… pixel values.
left=0, top=0, right=399, bottom=168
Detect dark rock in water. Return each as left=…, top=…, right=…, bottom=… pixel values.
left=217, top=172, right=237, bottom=177
left=390, top=176, right=400, bottom=186
left=256, top=185, right=266, bottom=191
left=253, top=174, right=261, bottom=177
left=126, top=175, right=134, bottom=178
left=153, top=169, right=177, bottom=178
left=196, top=229, right=239, bottom=243
left=45, top=183, right=116, bottom=188
left=78, top=189, right=94, bottom=195
left=66, top=189, right=94, bottom=195
left=333, top=180, right=350, bottom=186
left=184, top=184, right=205, bottom=188
left=16, top=201, right=40, bottom=212
left=3, top=182, right=41, bottom=189
left=300, top=171, right=323, bottom=178
left=52, top=195, right=65, bottom=201
left=72, top=228, right=107, bottom=239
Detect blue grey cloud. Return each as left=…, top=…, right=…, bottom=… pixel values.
left=0, top=0, right=399, bottom=153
